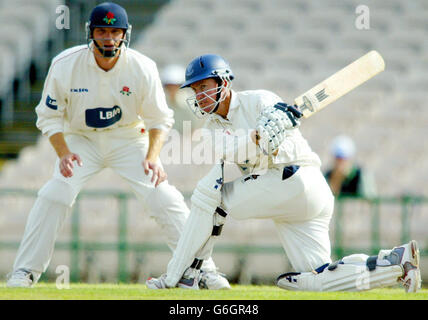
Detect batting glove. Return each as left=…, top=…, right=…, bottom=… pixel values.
left=256, top=102, right=302, bottom=155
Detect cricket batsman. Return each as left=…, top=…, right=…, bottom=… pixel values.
left=146, top=54, right=421, bottom=292
left=6, top=2, right=229, bottom=290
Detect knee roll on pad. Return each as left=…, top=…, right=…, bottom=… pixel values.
left=38, top=179, right=77, bottom=207
left=191, top=163, right=224, bottom=212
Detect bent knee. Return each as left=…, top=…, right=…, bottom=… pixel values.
left=38, top=179, right=78, bottom=207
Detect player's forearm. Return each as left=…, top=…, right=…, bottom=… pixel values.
left=49, top=132, right=71, bottom=158
left=146, top=128, right=167, bottom=162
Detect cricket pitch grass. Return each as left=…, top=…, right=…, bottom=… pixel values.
left=0, top=283, right=427, bottom=300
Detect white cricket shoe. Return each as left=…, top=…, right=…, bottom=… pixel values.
left=6, top=269, right=34, bottom=288
left=276, top=272, right=302, bottom=291
left=199, top=270, right=231, bottom=290
left=146, top=273, right=169, bottom=289
left=394, top=240, right=421, bottom=293
left=146, top=271, right=200, bottom=290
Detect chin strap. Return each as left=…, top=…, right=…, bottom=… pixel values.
left=87, top=24, right=130, bottom=58
left=92, top=39, right=122, bottom=58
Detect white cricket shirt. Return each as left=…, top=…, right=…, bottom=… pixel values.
left=36, top=45, right=174, bottom=137
left=204, top=89, right=322, bottom=171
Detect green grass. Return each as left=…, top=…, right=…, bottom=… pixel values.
left=0, top=283, right=427, bottom=300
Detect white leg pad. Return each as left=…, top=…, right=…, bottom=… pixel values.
left=165, top=203, right=213, bottom=287
left=164, top=164, right=224, bottom=287
left=192, top=208, right=228, bottom=273
left=191, top=164, right=223, bottom=211
left=277, top=254, right=403, bottom=292
left=196, top=207, right=227, bottom=261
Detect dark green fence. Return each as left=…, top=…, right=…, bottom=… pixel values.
left=0, top=188, right=427, bottom=282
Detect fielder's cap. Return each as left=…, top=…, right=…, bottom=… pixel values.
left=331, top=135, right=356, bottom=159
left=161, top=64, right=186, bottom=85
left=88, top=2, right=129, bottom=30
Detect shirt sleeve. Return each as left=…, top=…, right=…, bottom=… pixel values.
left=35, top=61, right=67, bottom=137
left=139, top=61, right=174, bottom=132
left=257, top=90, right=284, bottom=114
left=206, top=91, right=282, bottom=164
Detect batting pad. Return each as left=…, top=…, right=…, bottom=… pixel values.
left=277, top=259, right=403, bottom=292
left=165, top=203, right=213, bottom=287
left=195, top=207, right=227, bottom=261
left=191, top=163, right=223, bottom=212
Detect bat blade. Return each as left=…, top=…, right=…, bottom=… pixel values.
left=294, top=50, right=385, bottom=118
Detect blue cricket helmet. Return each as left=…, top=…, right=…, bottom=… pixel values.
left=86, top=2, right=132, bottom=57
left=88, top=2, right=129, bottom=30
left=180, top=54, right=234, bottom=89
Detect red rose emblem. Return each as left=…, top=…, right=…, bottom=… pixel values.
left=106, top=12, right=115, bottom=19
left=123, top=86, right=129, bottom=92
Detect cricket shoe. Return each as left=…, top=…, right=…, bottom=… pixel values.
left=6, top=269, right=34, bottom=288
left=390, top=240, right=421, bottom=293
left=178, top=267, right=201, bottom=289
left=146, top=272, right=200, bottom=290
left=276, top=272, right=302, bottom=291
left=146, top=273, right=169, bottom=289
left=199, top=270, right=231, bottom=290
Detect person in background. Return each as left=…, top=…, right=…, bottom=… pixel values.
left=324, top=135, right=377, bottom=198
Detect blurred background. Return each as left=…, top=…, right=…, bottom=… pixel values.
left=0, top=0, right=427, bottom=286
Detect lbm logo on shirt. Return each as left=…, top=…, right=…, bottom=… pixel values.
left=85, top=105, right=122, bottom=128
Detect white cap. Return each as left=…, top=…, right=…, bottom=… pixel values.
left=330, top=135, right=356, bottom=159
left=160, top=64, right=186, bottom=85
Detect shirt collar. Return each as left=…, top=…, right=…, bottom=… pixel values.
left=225, top=89, right=239, bottom=120
left=207, top=90, right=239, bottom=123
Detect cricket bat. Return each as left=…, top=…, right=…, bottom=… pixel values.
left=295, top=50, right=385, bottom=118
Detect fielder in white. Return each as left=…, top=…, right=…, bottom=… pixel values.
left=6, top=2, right=229, bottom=289
left=146, top=54, right=421, bottom=292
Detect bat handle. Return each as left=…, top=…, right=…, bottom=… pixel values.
left=291, top=104, right=304, bottom=119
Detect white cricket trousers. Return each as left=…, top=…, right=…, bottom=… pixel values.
left=12, top=127, right=215, bottom=282
left=222, top=165, right=335, bottom=273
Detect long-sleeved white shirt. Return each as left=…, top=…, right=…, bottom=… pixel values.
left=36, top=45, right=174, bottom=137
left=203, top=89, right=321, bottom=173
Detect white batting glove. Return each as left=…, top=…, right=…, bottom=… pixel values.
left=256, top=102, right=302, bottom=155
left=256, top=120, right=284, bottom=155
